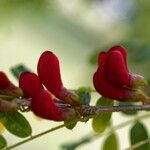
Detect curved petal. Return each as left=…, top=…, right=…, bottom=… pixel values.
left=106, top=51, right=129, bottom=86
left=108, top=45, right=128, bottom=71
left=19, top=72, right=43, bottom=98
left=98, top=51, right=107, bottom=66
left=37, top=51, right=63, bottom=96
left=31, top=90, right=63, bottom=121
left=95, top=67, right=135, bottom=101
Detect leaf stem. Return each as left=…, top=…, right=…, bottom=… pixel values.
left=4, top=124, right=65, bottom=150
left=61, top=113, right=150, bottom=149
left=126, top=137, right=150, bottom=150
left=5, top=113, right=150, bottom=150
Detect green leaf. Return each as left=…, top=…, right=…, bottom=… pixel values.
left=89, top=50, right=99, bottom=65
left=119, top=102, right=138, bottom=116
left=64, top=120, right=77, bottom=130
left=61, top=137, right=91, bottom=150
left=0, top=135, right=7, bottom=149
left=130, top=121, right=150, bottom=150
left=92, top=97, right=113, bottom=133
left=0, top=112, right=32, bottom=138
left=10, top=64, right=31, bottom=79
left=102, top=133, right=118, bottom=150
left=75, top=87, right=91, bottom=105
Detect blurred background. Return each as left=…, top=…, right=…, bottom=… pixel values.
left=0, top=0, right=150, bottom=149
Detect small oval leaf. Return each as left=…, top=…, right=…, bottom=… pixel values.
left=130, top=121, right=150, bottom=150
left=64, top=120, right=77, bottom=130
left=0, top=135, right=7, bottom=149
left=102, top=133, right=118, bottom=150
left=0, top=112, right=32, bottom=138
left=75, top=87, right=91, bottom=105
left=92, top=97, right=113, bottom=133
left=11, top=64, right=30, bottom=79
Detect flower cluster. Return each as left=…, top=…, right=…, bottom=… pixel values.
left=0, top=51, right=81, bottom=121
left=19, top=51, right=81, bottom=121
left=93, top=45, right=149, bottom=104
left=0, top=46, right=149, bottom=122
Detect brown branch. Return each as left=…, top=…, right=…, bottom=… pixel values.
left=80, top=104, right=150, bottom=116
left=15, top=98, right=150, bottom=116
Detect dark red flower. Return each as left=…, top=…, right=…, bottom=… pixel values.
left=19, top=72, right=75, bottom=121
left=93, top=45, right=149, bottom=103
left=37, top=51, right=81, bottom=105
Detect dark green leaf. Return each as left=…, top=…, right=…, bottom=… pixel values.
left=102, top=133, right=118, bottom=150
left=0, top=112, right=32, bottom=138
left=0, top=135, right=7, bottom=149
left=119, top=102, right=138, bottom=116
left=75, top=87, right=91, bottom=105
left=92, top=97, right=113, bottom=133
left=10, top=64, right=31, bottom=79
left=89, top=50, right=99, bottom=65
left=61, top=137, right=91, bottom=150
left=130, top=121, right=150, bottom=150
left=64, top=120, right=77, bottom=130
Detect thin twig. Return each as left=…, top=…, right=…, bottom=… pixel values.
left=61, top=113, right=150, bottom=149
left=126, top=137, right=150, bottom=150
left=4, top=124, right=65, bottom=150
left=5, top=113, right=150, bottom=150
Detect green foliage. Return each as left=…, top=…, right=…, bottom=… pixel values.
left=11, top=64, right=31, bottom=79
left=64, top=120, right=77, bottom=130
left=0, top=135, right=7, bottom=149
left=119, top=102, right=138, bottom=116
left=102, top=133, right=118, bottom=150
left=0, top=112, right=32, bottom=138
left=61, top=137, right=91, bottom=150
left=75, top=87, right=91, bottom=105
left=92, top=97, right=113, bottom=133
left=130, top=121, right=150, bottom=150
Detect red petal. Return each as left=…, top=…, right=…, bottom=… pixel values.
left=19, top=72, right=43, bottom=98
left=98, top=52, right=106, bottom=66
left=31, top=90, right=63, bottom=121
left=93, top=66, right=134, bottom=101
left=0, top=72, right=11, bottom=90
left=37, top=51, right=63, bottom=96
left=108, top=45, right=128, bottom=71
left=106, top=51, right=129, bottom=86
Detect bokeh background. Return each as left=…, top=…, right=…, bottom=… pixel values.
left=0, top=0, right=150, bottom=149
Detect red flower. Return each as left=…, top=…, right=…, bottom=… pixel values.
left=37, top=51, right=81, bottom=105
left=93, top=45, right=149, bottom=103
left=19, top=72, right=75, bottom=121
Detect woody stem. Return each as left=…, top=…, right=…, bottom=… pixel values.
left=79, top=104, right=150, bottom=116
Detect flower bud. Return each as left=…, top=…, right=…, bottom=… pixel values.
left=93, top=45, right=149, bottom=103
left=0, top=71, right=23, bottom=97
